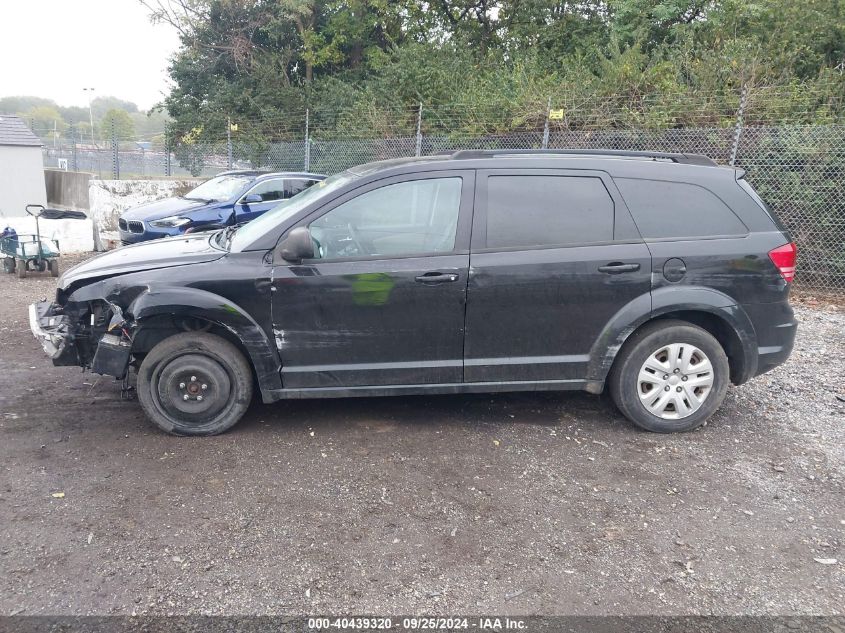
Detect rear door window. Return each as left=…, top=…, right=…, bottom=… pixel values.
left=484, top=175, right=614, bottom=249
left=615, top=178, right=748, bottom=239
left=245, top=178, right=286, bottom=202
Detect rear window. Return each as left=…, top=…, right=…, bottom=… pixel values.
left=615, top=178, right=747, bottom=240
left=485, top=175, right=614, bottom=249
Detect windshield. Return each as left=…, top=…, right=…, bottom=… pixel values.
left=229, top=171, right=358, bottom=251
left=185, top=174, right=253, bottom=202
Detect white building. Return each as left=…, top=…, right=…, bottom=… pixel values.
left=0, top=115, right=47, bottom=218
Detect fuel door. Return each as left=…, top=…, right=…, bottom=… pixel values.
left=663, top=257, right=687, bottom=283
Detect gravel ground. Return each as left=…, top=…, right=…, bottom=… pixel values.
left=0, top=253, right=843, bottom=616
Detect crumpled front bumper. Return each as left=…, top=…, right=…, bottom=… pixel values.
left=29, top=300, right=72, bottom=360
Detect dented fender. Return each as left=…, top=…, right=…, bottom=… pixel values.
left=128, top=286, right=283, bottom=395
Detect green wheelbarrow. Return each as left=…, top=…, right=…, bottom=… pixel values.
left=1, top=204, right=87, bottom=278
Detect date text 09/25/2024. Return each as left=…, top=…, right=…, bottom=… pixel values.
left=307, top=617, right=527, bottom=630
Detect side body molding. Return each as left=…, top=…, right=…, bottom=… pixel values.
left=586, top=286, right=758, bottom=388
left=128, top=287, right=283, bottom=398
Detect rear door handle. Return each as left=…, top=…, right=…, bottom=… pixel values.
left=415, top=272, right=459, bottom=284
left=598, top=262, right=641, bottom=274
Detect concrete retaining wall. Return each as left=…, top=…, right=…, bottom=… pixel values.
left=1, top=215, right=95, bottom=253
left=89, top=179, right=198, bottom=232
left=0, top=179, right=200, bottom=253
left=45, top=170, right=91, bottom=210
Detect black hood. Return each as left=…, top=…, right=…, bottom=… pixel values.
left=60, top=233, right=225, bottom=290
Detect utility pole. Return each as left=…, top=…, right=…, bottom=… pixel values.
left=83, top=87, right=96, bottom=148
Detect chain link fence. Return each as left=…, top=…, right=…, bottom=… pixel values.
left=41, top=101, right=845, bottom=293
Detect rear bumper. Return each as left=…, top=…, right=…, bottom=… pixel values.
left=743, top=301, right=798, bottom=378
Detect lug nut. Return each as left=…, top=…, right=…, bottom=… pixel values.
left=179, top=382, right=186, bottom=389
left=196, top=395, right=203, bottom=402
left=183, top=394, right=190, bottom=401
left=674, top=368, right=680, bottom=374
left=664, top=386, right=670, bottom=391
left=681, top=376, right=688, bottom=382
left=676, top=386, right=682, bottom=392
left=663, top=374, right=669, bottom=380
left=190, top=376, right=197, bottom=382
left=201, top=384, right=207, bottom=390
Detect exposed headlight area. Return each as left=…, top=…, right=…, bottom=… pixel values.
left=30, top=297, right=131, bottom=374
left=29, top=302, right=71, bottom=359
left=149, top=216, right=192, bottom=228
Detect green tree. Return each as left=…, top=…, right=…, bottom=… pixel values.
left=22, top=105, right=68, bottom=141
left=100, top=108, right=136, bottom=141
left=91, top=96, right=139, bottom=118
left=0, top=95, right=58, bottom=114
left=146, top=0, right=845, bottom=140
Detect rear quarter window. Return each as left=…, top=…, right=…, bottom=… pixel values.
left=614, top=178, right=748, bottom=240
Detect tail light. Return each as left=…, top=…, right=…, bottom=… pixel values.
left=768, top=242, right=797, bottom=282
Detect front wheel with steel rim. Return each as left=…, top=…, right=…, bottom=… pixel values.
left=137, top=332, right=254, bottom=436
left=609, top=320, right=729, bottom=433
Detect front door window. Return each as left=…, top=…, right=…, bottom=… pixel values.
left=308, top=178, right=463, bottom=260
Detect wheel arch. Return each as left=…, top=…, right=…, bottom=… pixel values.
left=587, top=287, right=758, bottom=388
left=127, top=286, right=282, bottom=397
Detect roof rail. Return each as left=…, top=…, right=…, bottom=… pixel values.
left=446, top=149, right=717, bottom=166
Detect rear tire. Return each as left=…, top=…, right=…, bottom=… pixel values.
left=3, top=257, right=14, bottom=274
left=16, top=259, right=26, bottom=278
left=609, top=320, right=729, bottom=433
left=48, top=259, right=59, bottom=277
left=137, top=332, right=254, bottom=436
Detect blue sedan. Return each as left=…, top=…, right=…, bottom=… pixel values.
left=117, top=170, right=326, bottom=245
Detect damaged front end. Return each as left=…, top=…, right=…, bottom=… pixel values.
left=29, top=294, right=133, bottom=380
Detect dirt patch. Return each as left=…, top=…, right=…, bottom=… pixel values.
left=1, top=253, right=842, bottom=615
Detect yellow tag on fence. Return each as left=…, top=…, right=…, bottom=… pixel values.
left=549, top=109, right=565, bottom=120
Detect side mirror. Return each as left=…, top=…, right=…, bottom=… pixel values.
left=278, top=227, right=314, bottom=262
left=241, top=193, right=262, bottom=205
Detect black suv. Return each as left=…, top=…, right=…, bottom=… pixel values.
left=30, top=150, right=797, bottom=436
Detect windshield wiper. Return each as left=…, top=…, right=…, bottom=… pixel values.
left=220, top=222, right=246, bottom=249
left=182, top=196, right=216, bottom=204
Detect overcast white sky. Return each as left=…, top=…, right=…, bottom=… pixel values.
left=0, top=0, right=179, bottom=110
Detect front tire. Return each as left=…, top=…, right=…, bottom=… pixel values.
left=609, top=320, right=729, bottom=433
left=137, top=332, right=254, bottom=436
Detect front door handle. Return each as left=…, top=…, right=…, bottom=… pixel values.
left=598, top=262, right=641, bottom=274
left=415, top=272, right=459, bottom=284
